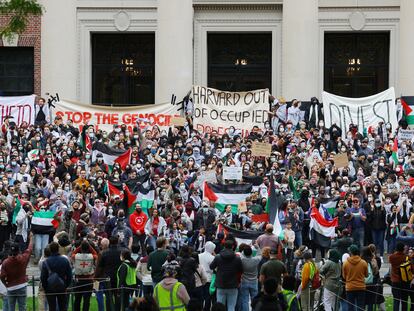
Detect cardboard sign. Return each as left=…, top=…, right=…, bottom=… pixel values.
left=170, top=116, right=186, bottom=127
left=398, top=129, right=414, bottom=141
left=238, top=201, right=247, bottom=213
left=223, top=166, right=243, bottom=180
left=251, top=142, right=272, bottom=157
left=333, top=153, right=349, bottom=168
left=194, top=170, right=217, bottom=188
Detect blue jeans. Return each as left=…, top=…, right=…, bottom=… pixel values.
left=3, top=295, right=9, bottom=311
left=294, top=231, right=302, bottom=248
left=240, top=281, right=258, bottom=311
left=96, top=281, right=105, bottom=311
left=217, top=288, right=238, bottom=311
left=7, top=286, right=27, bottom=311
left=346, top=290, right=365, bottom=311
left=351, top=227, right=364, bottom=247
left=146, top=235, right=156, bottom=250
left=34, top=234, right=49, bottom=260
left=371, top=229, right=385, bottom=256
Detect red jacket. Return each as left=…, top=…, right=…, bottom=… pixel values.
left=0, top=240, right=32, bottom=288
left=129, top=211, right=148, bottom=235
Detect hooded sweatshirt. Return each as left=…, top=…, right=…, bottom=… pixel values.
left=342, top=255, right=368, bottom=291
left=199, top=241, right=215, bottom=282
left=210, top=248, right=243, bottom=289
left=157, top=277, right=190, bottom=305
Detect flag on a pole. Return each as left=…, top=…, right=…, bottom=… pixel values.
left=203, top=183, right=252, bottom=214
left=266, top=174, right=283, bottom=236
left=12, top=197, right=22, bottom=225
left=27, top=149, right=40, bottom=161
left=392, top=137, right=399, bottom=165
left=402, top=96, right=414, bottom=125
left=107, top=181, right=124, bottom=200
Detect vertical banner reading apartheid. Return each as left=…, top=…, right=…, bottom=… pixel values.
left=192, top=86, right=269, bottom=136
left=0, top=95, right=36, bottom=126
left=322, top=87, right=398, bottom=138
left=52, top=100, right=179, bottom=132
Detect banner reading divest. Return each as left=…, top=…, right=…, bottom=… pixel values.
left=0, top=95, right=36, bottom=126
left=191, top=86, right=269, bottom=136
left=322, top=88, right=398, bottom=137
left=52, top=100, right=179, bottom=132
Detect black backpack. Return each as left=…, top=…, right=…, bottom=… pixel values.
left=44, top=260, right=66, bottom=293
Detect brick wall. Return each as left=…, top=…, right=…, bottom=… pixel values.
left=0, top=14, right=41, bottom=95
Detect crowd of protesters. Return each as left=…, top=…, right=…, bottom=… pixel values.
left=0, top=96, right=413, bottom=311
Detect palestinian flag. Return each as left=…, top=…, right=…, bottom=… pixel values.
left=402, top=96, right=414, bottom=127
left=392, top=137, right=398, bottom=165
left=203, top=183, right=252, bottom=214
left=124, top=184, right=138, bottom=215
left=309, top=206, right=338, bottom=248
left=92, top=142, right=132, bottom=170
left=266, top=174, right=283, bottom=236
left=27, top=149, right=40, bottom=161
left=135, top=181, right=155, bottom=215
left=31, top=211, right=55, bottom=234
left=217, top=223, right=263, bottom=246
left=80, top=125, right=92, bottom=152
left=107, top=181, right=124, bottom=200
left=12, top=197, right=22, bottom=225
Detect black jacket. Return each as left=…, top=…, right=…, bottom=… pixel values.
left=331, top=236, right=353, bottom=257
left=251, top=292, right=285, bottom=311
left=210, top=248, right=243, bottom=289
left=366, top=207, right=387, bottom=230
left=41, top=253, right=73, bottom=293
left=95, top=245, right=122, bottom=287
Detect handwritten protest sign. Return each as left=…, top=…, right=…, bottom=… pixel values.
left=334, top=153, right=349, bottom=168
left=251, top=142, right=272, bottom=157
left=192, top=85, right=269, bottom=136
left=170, top=116, right=186, bottom=127
left=398, top=129, right=414, bottom=141
left=223, top=166, right=243, bottom=180
left=322, top=88, right=397, bottom=138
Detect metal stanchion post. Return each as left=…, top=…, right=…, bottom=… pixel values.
left=32, top=276, right=36, bottom=311
left=121, top=286, right=124, bottom=311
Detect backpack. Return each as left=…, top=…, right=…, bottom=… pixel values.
left=74, top=253, right=95, bottom=276
left=400, top=257, right=413, bottom=283
left=365, top=263, right=373, bottom=284
left=44, top=260, right=66, bottom=293
left=310, top=262, right=321, bottom=289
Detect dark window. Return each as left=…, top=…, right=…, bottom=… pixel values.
left=324, top=32, right=389, bottom=98
left=0, top=47, right=34, bottom=96
left=208, top=33, right=272, bottom=92
left=92, top=33, right=155, bottom=106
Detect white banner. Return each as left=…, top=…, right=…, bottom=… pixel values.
left=52, top=100, right=179, bottom=132
left=192, top=86, right=269, bottom=136
left=0, top=95, right=36, bottom=126
left=322, top=88, right=397, bottom=136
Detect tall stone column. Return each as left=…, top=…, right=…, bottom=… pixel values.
left=155, top=0, right=193, bottom=104
left=282, top=0, right=319, bottom=101
left=399, top=0, right=414, bottom=95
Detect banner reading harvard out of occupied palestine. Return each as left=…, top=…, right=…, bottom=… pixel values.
left=322, top=87, right=398, bottom=137
left=0, top=95, right=36, bottom=126
left=192, top=86, right=269, bottom=136
left=52, top=100, right=179, bottom=132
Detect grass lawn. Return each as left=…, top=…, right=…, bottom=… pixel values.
left=0, top=294, right=399, bottom=310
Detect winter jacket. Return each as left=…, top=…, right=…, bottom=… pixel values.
left=320, top=259, right=341, bottom=293
left=210, top=248, right=243, bottom=289
left=366, top=207, right=386, bottom=230
left=40, top=253, right=73, bottom=293
left=199, top=242, right=215, bottom=282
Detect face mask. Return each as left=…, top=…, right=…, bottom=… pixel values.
left=257, top=163, right=263, bottom=168
left=86, top=154, right=91, bottom=159
left=134, top=135, right=139, bottom=139
left=97, top=179, right=103, bottom=184
left=89, top=133, right=95, bottom=138
left=114, top=136, right=120, bottom=141
left=151, top=149, right=157, bottom=155
left=180, top=184, right=186, bottom=190
left=137, top=163, right=142, bottom=169
left=379, top=162, right=385, bottom=167
left=161, top=161, right=167, bottom=166
left=279, top=127, right=285, bottom=132
left=114, top=174, right=119, bottom=179
left=11, top=161, right=16, bottom=166
left=66, top=175, right=71, bottom=180
left=114, top=128, right=121, bottom=133
left=36, top=137, right=41, bottom=141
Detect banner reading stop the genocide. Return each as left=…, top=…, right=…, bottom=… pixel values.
left=0, top=95, right=36, bottom=126
left=52, top=100, right=180, bottom=132
left=322, top=87, right=398, bottom=137
left=191, top=86, right=269, bottom=136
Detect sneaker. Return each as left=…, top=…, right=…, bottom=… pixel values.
left=380, top=256, right=384, bottom=264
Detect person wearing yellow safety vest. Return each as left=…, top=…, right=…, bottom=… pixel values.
left=117, top=249, right=138, bottom=310
left=153, top=260, right=190, bottom=311
left=281, top=275, right=300, bottom=311
left=300, top=252, right=317, bottom=311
